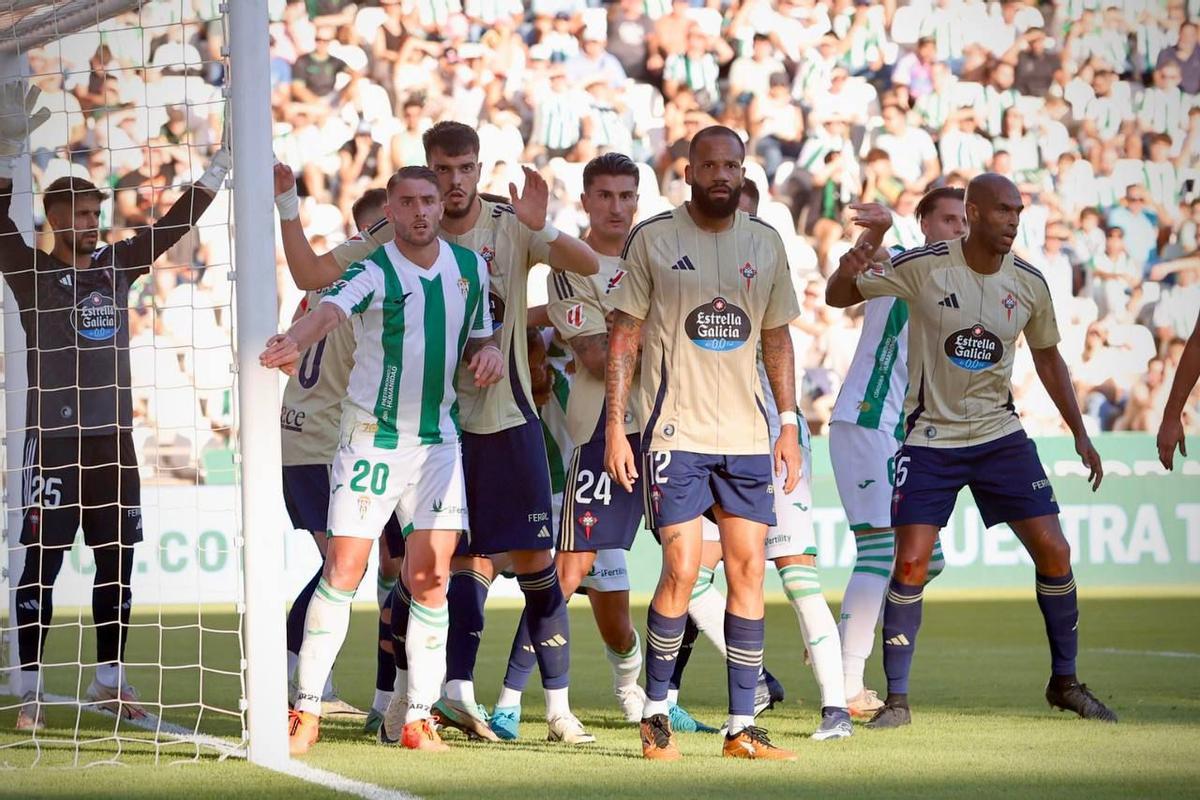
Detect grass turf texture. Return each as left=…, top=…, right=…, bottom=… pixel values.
left=2, top=594, right=1197, bottom=798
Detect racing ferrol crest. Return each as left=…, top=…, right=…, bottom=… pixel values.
left=579, top=511, right=598, bottom=539
left=480, top=245, right=497, bottom=275
left=1002, top=291, right=1017, bottom=321
left=740, top=261, right=757, bottom=291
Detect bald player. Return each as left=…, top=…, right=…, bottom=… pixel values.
left=606, top=125, right=801, bottom=761
left=827, top=173, right=1117, bottom=728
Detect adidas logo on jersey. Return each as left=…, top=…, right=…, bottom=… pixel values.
left=938, top=293, right=960, bottom=309
left=885, top=634, right=911, bottom=646
left=670, top=255, right=696, bottom=271
left=537, top=525, right=551, bottom=538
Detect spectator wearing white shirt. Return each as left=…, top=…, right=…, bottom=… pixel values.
left=1138, top=63, right=1191, bottom=144
left=809, top=66, right=877, bottom=126
left=938, top=108, right=993, bottom=176
left=978, top=61, right=1020, bottom=137
left=1039, top=221, right=1078, bottom=309
left=528, top=64, right=585, bottom=160
left=913, top=62, right=958, bottom=132
left=750, top=72, right=805, bottom=183
left=566, top=29, right=628, bottom=89
left=1082, top=65, right=1134, bottom=143
left=918, top=0, right=968, bottom=68
left=1143, top=133, right=1181, bottom=214
left=871, top=103, right=940, bottom=192
left=993, top=107, right=1043, bottom=183
left=1092, top=226, right=1141, bottom=320
left=728, top=33, right=786, bottom=103
left=662, top=24, right=733, bottom=110
left=784, top=111, right=858, bottom=234
left=792, top=34, right=839, bottom=106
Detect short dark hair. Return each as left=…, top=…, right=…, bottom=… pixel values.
left=688, top=125, right=745, bottom=162
left=582, top=152, right=639, bottom=192
left=915, top=186, right=964, bottom=221
left=386, top=166, right=440, bottom=193
left=43, top=177, right=107, bottom=214
left=422, top=120, right=479, bottom=160
left=351, top=188, right=388, bottom=228
left=741, top=177, right=760, bottom=207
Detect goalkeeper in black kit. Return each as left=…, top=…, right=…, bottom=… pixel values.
left=0, top=81, right=229, bottom=730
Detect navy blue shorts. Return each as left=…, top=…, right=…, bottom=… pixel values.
left=891, top=431, right=1059, bottom=529
left=282, top=464, right=405, bottom=556
left=559, top=434, right=643, bottom=552
left=458, top=417, right=555, bottom=556
left=643, top=450, right=776, bottom=529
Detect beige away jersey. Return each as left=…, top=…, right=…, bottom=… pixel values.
left=855, top=237, right=1060, bottom=449
left=610, top=206, right=801, bottom=455
left=280, top=290, right=356, bottom=466
left=546, top=253, right=642, bottom=445
left=332, top=198, right=551, bottom=434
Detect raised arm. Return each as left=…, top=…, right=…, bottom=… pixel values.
left=1030, top=344, right=1103, bottom=491
left=509, top=165, right=598, bottom=276
left=1157, top=312, right=1200, bottom=469
left=826, top=203, right=892, bottom=307
left=274, top=161, right=352, bottom=290
left=0, top=81, right=51, bottom=277
left=603, top=310, right=643, bottom=491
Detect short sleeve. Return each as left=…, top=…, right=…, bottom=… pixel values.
left=761, top=236, right=801, bottom=329
left=1024, top=280, right=1061, bottom=350
left=546, top=269, right=607, bottom=340
left=332, top=219, right=395, bottom=269
left=319, top=261, right=381, bottom=317
left=610, top=225, right=653, bottom=320
left=470, top=253, right=493, bottom=339
left=856, top=252, right=927, bottom=302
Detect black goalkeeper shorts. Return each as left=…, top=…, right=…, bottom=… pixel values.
left=19, top=432, right=143, bottom=548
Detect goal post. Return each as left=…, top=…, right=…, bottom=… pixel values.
left=228, top=0, right=288, bottom=770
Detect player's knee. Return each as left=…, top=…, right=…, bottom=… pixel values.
left=724, top=557, right=764, bottom=589
left=895, top=554, right=929, bottom=584
left=659, top=565, right=699, bottom=604
left=323, top=550, right=367, bottom=591
left=1037, top=535, right=1072, bottom=575
left=407, top=564, right=449, bottom=596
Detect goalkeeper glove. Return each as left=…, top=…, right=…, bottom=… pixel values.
left=0, top=81, right=52, bottom=180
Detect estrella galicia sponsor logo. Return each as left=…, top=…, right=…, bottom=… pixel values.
left=684, top=296, right=750, bottom=351
left=72, top=291, right=120, bottom=341
left=944, top=324, right=1002, bottom=371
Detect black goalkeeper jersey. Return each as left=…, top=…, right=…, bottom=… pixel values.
left=0, top=186, right=214, bottom=438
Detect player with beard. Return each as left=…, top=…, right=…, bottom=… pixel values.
left=827, top=172, right=1117, bottom=728
left=264, top=166, right=503, bottom=753
left=277, top=122, right=600, bottom=744
left=0, top=81, right=227, bottom=730
left=606, top=126, right=802, bottom=760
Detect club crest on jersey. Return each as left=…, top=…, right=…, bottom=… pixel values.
left=566, top=303, right=585, bottom=328
left=605, top=268, right=627, bottom=294
left=685, top=296, right=751, bottom=351
left=649, top=484, right=663, bottom=514
left=457, top=277, right=470, bottom=298
left=357, top=496, right=371, bottom=519
left=480, top=245, right=497, bottom=275
left=740, top=261, right=757, bottom=290
left=944, top=324, right=1003, bottom=371
left=72, top=291, right=120, bottom=341
left=1002, top=291, right=1017, bottom=321
left=579, top=511, right=598, bottom=539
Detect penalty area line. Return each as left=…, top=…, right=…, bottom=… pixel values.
left=1087, top=648, right=1200, bottom=659
left=276, top=759, right=423, bottom=800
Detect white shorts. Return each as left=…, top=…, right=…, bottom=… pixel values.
left=697, top=446, right=815, bottom=560
left=328, top=437, right=467, bottom=539
left=829, top=421, right=898, bottom=531
left=579, top=548, right=631, bottom=593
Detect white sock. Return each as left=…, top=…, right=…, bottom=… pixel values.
left=287, top=651, right=299, bottom=682
left=376, top=571, right=397, bottom=609
left=19, top=670, right=41, bottom=696
left=394, top=668, right=408, bottom=698
left=643, top=697, right=670, bottom=717
left=726, top=713, right=755, bottom=735
left=95, top=662, right=123, bottom=689
left=405, top=600, right=449, bottom=723
left=779, top=563, right=847, bottom=709
left=688, top=566, right=727, bottom=656
left=545, top=686, right=571, bottom=719
left=605, top=630, right=642, bottom=689
left=445, top=678, right=478, bottom=708
left=321, top=671, right=336, bottom=700
left=295, top=578, right=355, bottom=715
left=666, top=688, right=680, bottom=706
left=372, top=689, right=392, bottom=714
left=495, top=686, right=522, bottom=708
left=839, top=531, right=894, bottom=698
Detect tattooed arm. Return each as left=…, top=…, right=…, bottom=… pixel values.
left=761, top=324, right=802, bottom=493
left=604, top=310, right=643, bottom=492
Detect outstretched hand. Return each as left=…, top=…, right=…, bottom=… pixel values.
left=509, top=166, right=550, bottom=232
left=274, top=160, right=297, bottom=197
left=0, top=80, right=51, bottom=169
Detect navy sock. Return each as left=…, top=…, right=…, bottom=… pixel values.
left=645, top=606, right=688, bottom=702
left=390, top=579, right=411, bottom=672
left=518, top=565, right=570, bottom=690
left=668, top=616, right=700, bottom=692
left=287, top=567, right=322, bottom=656
left=1035, top=572, right=1079, bottom=676
left=376, top=591, right=394, bottom=692
left=444, top=569, right=490, bottom=682
left=881, top=579, right=924, bottom=697
left=724, top=613, right=764, bottom=717
left=16, top=545, right=66, bottom=672
left=502, top=610, right=538, bottom=692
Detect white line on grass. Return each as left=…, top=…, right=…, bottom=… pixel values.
left=44, top=692, right=246, bottom=759
left=279, top=760, right=423, bottom=800
left=1087, top=648, right=1200, bottom=659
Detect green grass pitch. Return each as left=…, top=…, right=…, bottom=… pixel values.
left=3, top=593, right=1198, bottom=799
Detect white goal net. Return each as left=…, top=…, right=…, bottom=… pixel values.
left=0, top=0, right=277, bottom=767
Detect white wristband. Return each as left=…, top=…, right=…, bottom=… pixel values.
left=197, top=146, right=232, bottom=192
left=779, top=410, right=799, bottom=428
left=533, top=221, right=560, bottom=244
left=275, top=182, right=300, bottom=221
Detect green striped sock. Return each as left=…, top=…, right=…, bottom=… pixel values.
left=779, top=564, right=822, bottom=601
left=853, top=531, right=895, bottom=578
left=927, top=538, right=946, bottom=582
left=314, top=578, right=355, bottom=606
left=691, top=565, right=717, bottom=601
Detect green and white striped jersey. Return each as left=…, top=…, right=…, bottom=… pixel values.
left=321, top=239, right=491, bottom=449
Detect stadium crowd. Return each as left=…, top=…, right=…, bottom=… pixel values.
left=11, top=0, right=1200, bottom=484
